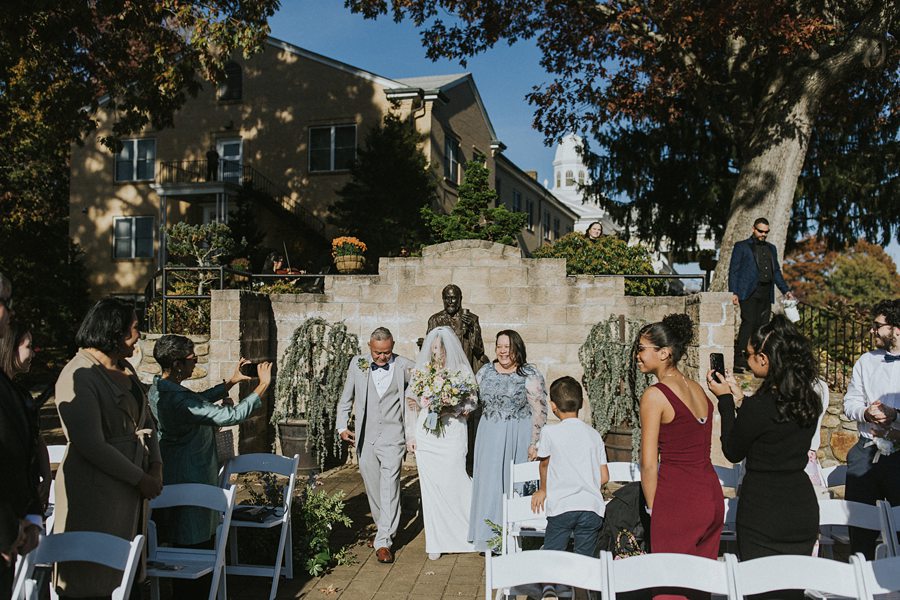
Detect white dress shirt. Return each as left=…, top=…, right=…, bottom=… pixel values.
left=843, top=349, right=900, bottom=439
left=372, top=360, right=395, bottom=397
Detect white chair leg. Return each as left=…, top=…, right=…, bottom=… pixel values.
left=284, top=518, right=293, bottom=580
left=269, top=527, right=288, bottom=600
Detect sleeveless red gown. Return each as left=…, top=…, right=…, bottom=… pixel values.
left=650, top=383, right=724, bottom=600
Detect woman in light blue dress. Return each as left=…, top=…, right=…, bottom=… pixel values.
left=468, top=329, right=547, bottom=551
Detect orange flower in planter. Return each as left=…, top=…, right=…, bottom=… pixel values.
left=331, top=236, right=367, bottom=258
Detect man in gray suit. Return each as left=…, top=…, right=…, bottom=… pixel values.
left=336, top=327, right=414, bottom=563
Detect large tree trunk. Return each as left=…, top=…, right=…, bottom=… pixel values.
left=711, top=96, right=814, bottom=294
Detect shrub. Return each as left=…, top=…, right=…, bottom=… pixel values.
left=532, top=232, right=667, bottom=295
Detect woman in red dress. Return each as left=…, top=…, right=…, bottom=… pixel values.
left=636, top=314, right=723, bottom=600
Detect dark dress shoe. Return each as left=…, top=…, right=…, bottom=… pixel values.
left=375, top=547, right=394, bottom=563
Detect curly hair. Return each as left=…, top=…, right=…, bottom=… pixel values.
left=873, top=299, right=900, bottom=327
left=750, top=315, right=820, bottom=428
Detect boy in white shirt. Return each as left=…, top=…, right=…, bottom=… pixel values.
left=532, top=377, right=609, bottom=597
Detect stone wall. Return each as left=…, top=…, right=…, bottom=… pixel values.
left=816, top=390, right=859, bottom=467
left=205, top=240, right=737, bottom=463
left=134, top=333, right=211, bottom=390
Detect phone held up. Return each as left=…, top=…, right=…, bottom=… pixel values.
left=709, top=353, right=725, bottom=381
left=239, top=362, right=259, bottom=378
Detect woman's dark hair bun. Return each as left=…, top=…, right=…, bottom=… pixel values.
left=662, top=313, right=693, bottom=346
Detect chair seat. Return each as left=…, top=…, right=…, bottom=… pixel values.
left=148, top=550, right=217, bottom=580
left=231, top=505, right=285, bottom=529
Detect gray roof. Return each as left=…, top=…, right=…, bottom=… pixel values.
left=393, top=73, right=470, bottom=92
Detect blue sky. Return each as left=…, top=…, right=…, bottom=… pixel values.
left=270, top=2, right=900, bottom=268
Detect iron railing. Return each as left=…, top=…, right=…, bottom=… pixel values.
left=157, top=159, right=326, bottom=234
left=143, top=266, right=327, bottom=334
left=795, top=301, right=872, bottom=393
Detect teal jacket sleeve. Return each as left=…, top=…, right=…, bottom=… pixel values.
left=177, top=389, right=261, bottom=427
left=197, top=383, right=227, bottom=402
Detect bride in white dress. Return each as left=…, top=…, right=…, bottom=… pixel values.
left=406, top=326, right=477, bottom=560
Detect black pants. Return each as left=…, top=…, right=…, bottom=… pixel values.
left=735, top=283, right=773, bottom=369
left=845, top=438, right=900, bottom=559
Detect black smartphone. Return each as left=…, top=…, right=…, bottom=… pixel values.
left=710, top=353, right=725, bottom=380
left=239, top=362, right=258, bottom=377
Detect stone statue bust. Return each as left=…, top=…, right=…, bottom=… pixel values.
left=427, top=284, right=488, bottom=373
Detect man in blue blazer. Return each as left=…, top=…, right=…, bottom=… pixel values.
left=728, top=218, right=794, bottom=371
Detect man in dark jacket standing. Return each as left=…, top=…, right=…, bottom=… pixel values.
left=0, top=273, right=41, bottom=600
left=728, top=218, right=794, bottom=372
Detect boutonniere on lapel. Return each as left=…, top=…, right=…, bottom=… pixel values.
left=357, top=357, right=370, bottom=372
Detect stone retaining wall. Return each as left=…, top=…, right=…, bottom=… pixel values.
left=817, top=390, right=858, bottom=467
left=202, top=241, right=737, bottom=463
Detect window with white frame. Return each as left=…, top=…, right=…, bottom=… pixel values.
left=553, top=217, right=561, bottom=240
left=565, top=170, right=575, bottom=186
left=543, top=209, right=551, bottom=240
left=309, top=124, right=356, bottom=172
left=444, top=137, right=461, bottom=183
left=115, top=139, right=156, bottom=182
left=526, top=200, right=535, bottom=231
left=113, top=216, right=154, bottom=259
left=217, top=61, right=243, bottom=102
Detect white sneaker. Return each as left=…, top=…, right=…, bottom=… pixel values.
left=428, top=553, right=441, bottom=560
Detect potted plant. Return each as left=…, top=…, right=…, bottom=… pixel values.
left=331, top=236, right=367, bottom=273
left=272, top=318, right=359, bottom=472
left=579, top=314, right=653, bottom=462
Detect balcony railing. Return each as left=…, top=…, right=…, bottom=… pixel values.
left=157, top=159, right=325, bottom=234
left=795, top=301, right=872, bottom=393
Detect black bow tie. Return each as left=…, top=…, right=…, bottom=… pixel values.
left=885, top=354, right=900, bottom=363
left=371, top=362, right=390, bottom=371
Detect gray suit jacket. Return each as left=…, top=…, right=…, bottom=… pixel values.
left=335, top=354, right=415, bottom=451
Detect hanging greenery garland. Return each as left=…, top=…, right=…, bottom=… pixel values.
left=272, top=317, right=360, bottom=469
left=579, top=315, right=653, bottom=460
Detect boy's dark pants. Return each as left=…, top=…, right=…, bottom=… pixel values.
left=543, top=510, right=604, bottom=555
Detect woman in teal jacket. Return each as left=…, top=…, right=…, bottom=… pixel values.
left=148, top=334, right=272, bottom=546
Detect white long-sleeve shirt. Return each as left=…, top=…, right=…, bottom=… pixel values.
left=843, top=349, right=900, bottom=439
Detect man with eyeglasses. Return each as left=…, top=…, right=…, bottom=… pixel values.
left=0, top=272, right=42, bottom=599
left=728, top=217, right=794, bottom=372
left=843, top=298, right=900, bottom=558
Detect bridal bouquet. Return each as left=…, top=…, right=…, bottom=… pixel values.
left=409, top=361, right=478, bottom=437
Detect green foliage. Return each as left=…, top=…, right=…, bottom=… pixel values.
left=423, top=160, right=527, bottom=246
left=145, top=280, right=210, bottom=335
left=236, top=473, right=354, bottom=578
left=273, top=319, right=360, bottom=469
left=226, top=188, right=270, bottom=270
left=532, top=232, right=667, bottom=296
left=579, top=316, right=653, bottom=461
left=331, top=114, right=436, bottom=259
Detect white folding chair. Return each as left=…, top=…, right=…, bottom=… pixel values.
left=501, top=493, right=547, bottom=555
left=855, top=553, right=900, bottom=600
left=508, top=459, right=540, bottom=498
left=147, top=483, right=235, bottom=600
left=607, top=462, right=641, bottom=483
left=220, top=453, right=299, bottom=600
left=43, top=445, right=66, bottom=532
left=817, top=499, right=890, bottom=559
left=879, top=501, right=900, bottom=558
left=604, top=551, right=734, bottom=600
left=721, top=497, right=739, bottom=549
left=485, top=549, right=605, bottom=600
left=12, top=532, right=144, bottom=600
left=731, top=554, right=867, bottom=599
left=715, top=463, right=744, bottom=490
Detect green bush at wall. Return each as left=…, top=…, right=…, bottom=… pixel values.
left=532, top=232, right=667, bottom=296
